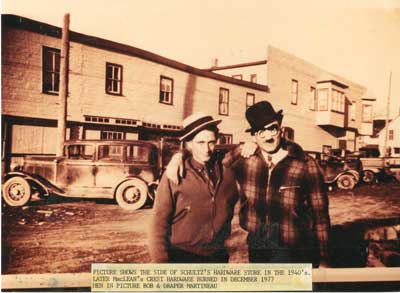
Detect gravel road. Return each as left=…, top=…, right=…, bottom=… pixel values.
left=2, top=183, right=400, bottom=274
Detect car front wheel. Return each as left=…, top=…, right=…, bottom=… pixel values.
left=115, top=179, right=148, bottom=211
left=336, top=174, right=356, bottom=190
left=2, top=177, right=32, bottom=206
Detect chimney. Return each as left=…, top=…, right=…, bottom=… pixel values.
left=211, top=58, right=218, bottom=68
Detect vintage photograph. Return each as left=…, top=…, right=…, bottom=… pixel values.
left=1, top=0, right=400, bottom=291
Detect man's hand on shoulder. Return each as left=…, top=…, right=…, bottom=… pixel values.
left=165, top=152, right=184, bottom=185
left=240, top=141, right=257, bottom=158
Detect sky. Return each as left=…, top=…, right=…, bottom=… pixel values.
left=2, top=0, right=400, bottom=118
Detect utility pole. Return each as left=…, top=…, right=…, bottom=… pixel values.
left=384, top=71, right=392, bottom=157
left=56, top=13, right=70, bottom=156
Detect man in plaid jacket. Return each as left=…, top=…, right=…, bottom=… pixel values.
left=167, top=101, right=330, bottom=267
left=224, top=101, right=330, bottom=266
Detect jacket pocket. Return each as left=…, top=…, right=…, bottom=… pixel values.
left=172, top=206, right=191, bottom=224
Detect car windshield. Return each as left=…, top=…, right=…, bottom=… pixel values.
left=65, top=144, right=94, bottom=160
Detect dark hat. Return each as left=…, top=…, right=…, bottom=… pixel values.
left=245, top=101, right=283, bottom=133
left=180, top=112, right=221, bottom=141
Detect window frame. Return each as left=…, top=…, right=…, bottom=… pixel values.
left=232, top=74, right=243, bottom=80
left=100, top=131, right=124, bottom=140
left=98, top=144, right=124, bottom=162
left=291, top=79, right=298, bottom=105
left=65, top=144, right=94, bottom=160
left=42, top=46, right=61, bottom=95
left=362, top=104, right=373, bottom=123
left=350, top=100, right=356, bottom=121
left=310, top=86, right=317, bottom=111
left=159, top=75, right=174, bottom=105
left=218, top=87, right=230, bottom=116
left=389, top=129, right=394, bottom=141
left=219, top=133, right=233, bottom=144
left=105, top=62, right=123, bottom=96
left=246, top=93, right=255, bottom=109
left=317, top=88, right=329, bottom=111
left=331, top=89, right=345, bottom=114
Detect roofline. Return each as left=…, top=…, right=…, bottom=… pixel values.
left=2, top=14, right=269, bottom=92
left=317, top=79, right=349, bottom=89
left=203, top=60, right=267, bottom=71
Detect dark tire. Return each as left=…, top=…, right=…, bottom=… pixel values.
left=362, top=170, right=376, bottom=184
left=2, top=177, right=32, bottom=206
left=336, top=174, right=356, bottom=190
left=115, top=179, right=148, bottom=210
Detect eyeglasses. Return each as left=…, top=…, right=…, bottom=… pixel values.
left=256, top=123, right=280, bottom=136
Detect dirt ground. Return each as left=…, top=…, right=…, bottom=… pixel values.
left=2, top=183, right=400, bottom=274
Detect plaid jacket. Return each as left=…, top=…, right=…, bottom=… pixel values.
left=223, top=140, right=330, bottom=260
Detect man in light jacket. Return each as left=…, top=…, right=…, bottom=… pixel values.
left=148, top=113, right=238, bottom=263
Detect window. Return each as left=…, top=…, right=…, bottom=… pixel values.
left=219, top=88, right=229, bottom=116
left=232, top=74, right=243, bottom=80
left=394, top=147, right=400, bottom=154
left=98, top=145, right=123, bottom=162
left=250, top=74, right=257, bottom=83
left=42, top=46, right=60, bottom=94
left=101, top=131, right=124, bottom=140
left=65, top=144, right=94, bottom=160
left=362, top=104, right=372, bottom=122
left=389, top=130, right=394, bottom=140
left=317, top=88, right=328, bottom=111
left=291, top=79, right=298, bottom=105
left=105, top=63, right=123, bottom=95
left=246, top=93, right=255, bottom=109
left=310, top=87, right=317, bottom=110
left=127, top=145, right=153, bottom=163
left=339, top=139, right=347, bottom=150
left=350, top=100, right=356, bottom=121
left=331, top=89, right=345, bottom=113
left=159, top=76, right=173, bottom=105
left=219, top=134, right=232, bottom=144
left=85, top=116, right=110, bottom=123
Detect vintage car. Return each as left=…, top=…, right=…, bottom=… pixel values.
left=2, top=140, right=180, bottom=210
left=360, top=156, right=400, bottom=183
left=306, top=151, right=362, bottom=190
left=318, top=154, right=362, bottom=190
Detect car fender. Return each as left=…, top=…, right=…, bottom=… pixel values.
left=332, top=170, right=359, bottom=183
left=362, top=167, right=381, bottom=174
left=3, top=171, right=65, bottom=196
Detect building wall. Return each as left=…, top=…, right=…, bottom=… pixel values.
left=2, top=28, right=61, bottom=120
left=2, top=23, right=267, bottom=165
left=377, top=116, right=400, bottom=157
left=266, top=46, right=367, bottom=153
left=2, top=15, right=371, bottom=167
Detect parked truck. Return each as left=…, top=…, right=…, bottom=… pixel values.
left=360, top=157, right=400, bottom=183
